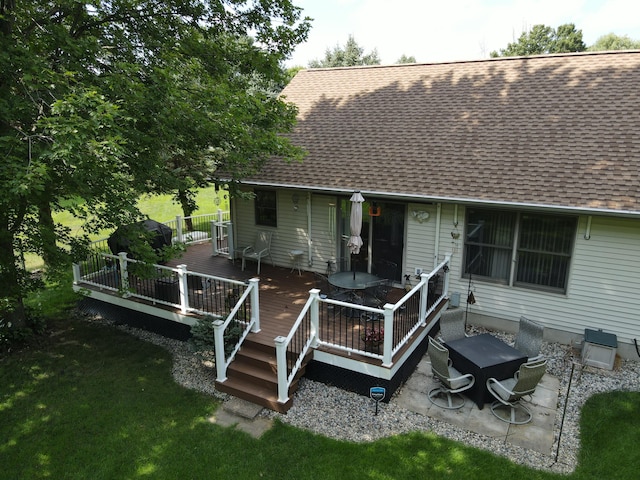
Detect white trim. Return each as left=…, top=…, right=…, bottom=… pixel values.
left=75, top=287, right=198, bottom=326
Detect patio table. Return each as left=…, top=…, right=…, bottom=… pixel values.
left=445, top=333, right=527, bottom=409
left=328, top=271, right=385, bottom=290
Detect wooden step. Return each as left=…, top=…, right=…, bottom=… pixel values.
left=215, top=334, right=312, bottom=413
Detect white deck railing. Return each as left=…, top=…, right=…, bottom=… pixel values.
left=274, top=254, right=452, bottom=405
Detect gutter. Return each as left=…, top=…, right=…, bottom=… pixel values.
left=236, top=180, right=640, bottom=218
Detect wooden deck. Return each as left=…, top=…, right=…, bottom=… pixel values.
left=166, top=242, right=321, bottom=342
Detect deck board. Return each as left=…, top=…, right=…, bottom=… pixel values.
left=167, top=243, right=318, bottom=341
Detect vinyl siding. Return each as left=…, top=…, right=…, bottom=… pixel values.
left=436, top=209, right=640, bottom=346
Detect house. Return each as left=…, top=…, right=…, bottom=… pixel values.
left=231, top=50, right=640, bottom=360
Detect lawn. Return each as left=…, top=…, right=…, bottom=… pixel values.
left=24, top=187, right=225, bottom=271
left=2, top=314, right=639, bottom=480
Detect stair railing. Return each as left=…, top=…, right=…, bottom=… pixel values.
left=274, top=288, right=320, bottom=404
left=212, top=278, right=260, bottom=382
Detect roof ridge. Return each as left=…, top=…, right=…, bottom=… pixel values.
left=304, top=49, right=640, bottom=72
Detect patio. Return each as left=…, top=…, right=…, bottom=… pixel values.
left=394, top=354, right=560, bottom=455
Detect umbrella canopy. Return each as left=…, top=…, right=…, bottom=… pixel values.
left=347, top=191, right=365, bottom=255
left=108, top=219, right=173, bottom=257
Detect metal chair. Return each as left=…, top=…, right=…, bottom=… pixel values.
left=427, top=336, right=475, bottom=409
left=486, top=359, right=547, bottom=424
left=313, top=272, right=351, bottom=302
left=438, top=308, right=468, bottom=342
left=514, top=316, right=544, bottom=361
left=363, top=259, right=398, bottom=307
left=241, top=231, right=274, bottom=274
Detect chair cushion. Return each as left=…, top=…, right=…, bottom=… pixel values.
left=448, top=366, right=472, bottom=389
left=492, top=377, right=518, bottom=401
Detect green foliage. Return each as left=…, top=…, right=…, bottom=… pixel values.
left=588, top=33, right=640, bottom=51
left=0, top=0, right=311, bottom=330
left=190, top=315, right=243, bottom=357
left=396, top=54, right=417, bottom=64
left=309, top=35, right=381, bottom=68
left=490, top=23, right=586, bottom=57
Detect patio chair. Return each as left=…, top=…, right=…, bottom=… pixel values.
left=241, top=231, right=274, bottom=274
left=314, top=272, right=350, bottom=301
left=513, top=316, right=544, bottom=361
left=438, top=308, right=468, bottom=343
left=427, top=336, right=475, bottom=409
left=363, top=259, right=398, bottom=307
left=486, top=359, right=547, bottom=424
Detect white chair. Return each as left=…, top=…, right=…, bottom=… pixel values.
left=427, top=336, right=475, bottom=409
left=486, top=359, right=547, bottom=424
left=241, top=231, right=274, bottom=274
left=514, top=316, right=544, bottom=361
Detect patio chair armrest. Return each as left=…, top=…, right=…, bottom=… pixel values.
left=242, top=245, right=254, bottom=255
left=486, top=377, right=513, bottom=397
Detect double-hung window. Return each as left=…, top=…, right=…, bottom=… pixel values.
left=463, top=209, right=577, bottom=293
left=254, top=189, right=277, bottom=227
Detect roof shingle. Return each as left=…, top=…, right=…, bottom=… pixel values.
left=246, top=51, right=640, bottom=214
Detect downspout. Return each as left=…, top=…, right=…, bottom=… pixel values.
left=433, top=203, right=442, bottom=269
left=307, top=192, right=313, bottom=267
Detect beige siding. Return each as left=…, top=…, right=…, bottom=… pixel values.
left=233, top=189, right=640, bottom=348
left=429, top=209, right=640, bottom=347
left=233, top=188, right=338, bottom=273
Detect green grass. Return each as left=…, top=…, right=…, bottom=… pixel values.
left=2, top=315, right=639, bottom=480
left=24, top=187, right=226, bottom=271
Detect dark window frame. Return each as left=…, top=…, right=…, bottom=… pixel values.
left=254, top=189, right=277, bottom=227
left=463, top=208, right=577, bottom=294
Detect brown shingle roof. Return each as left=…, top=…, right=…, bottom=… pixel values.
left=246, top=51, right=640, bottom=214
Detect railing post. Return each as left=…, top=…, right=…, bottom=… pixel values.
left=382, top=304, right=394, bottom=367
left=227, top=222, right=235, bottom=260
left=72, top=263, right=81, bottom=285
left=309, top=288, right=320, bottom=348
left=118, top=252, right=130, bottom=296
left=419, top=272, right=429, bottom=325
left=176, top=215, right=183, bottom=242
left=249, top=277, right=260, bottom=332
left=275, top=335, right=289, bottom=404
left=212, top=319, right=227, bottom=382
left=177, top=264, right=188, bottom=314
left=210, top=220, right=218, bottom=256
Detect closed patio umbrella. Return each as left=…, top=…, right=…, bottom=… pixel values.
left=347, top=191, right=365, bottom=278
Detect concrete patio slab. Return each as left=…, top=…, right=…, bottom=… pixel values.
left=395, top=356, right=559, bottom=455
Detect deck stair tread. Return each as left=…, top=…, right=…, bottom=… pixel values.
left=216, top=331, right=311, bottom=413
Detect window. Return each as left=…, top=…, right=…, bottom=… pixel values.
left=463, top=209, right=577, bottom=293
left=254, top=189, right=277, bottom=227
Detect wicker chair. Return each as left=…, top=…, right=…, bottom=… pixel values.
left=486, top=359, right=547, bottom=424
left=514, top=316, right=544, bottom=361
left=438, top=308, right=468, bottom=343
left=427, top=336, right=475, bottom=409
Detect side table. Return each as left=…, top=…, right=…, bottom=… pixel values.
left=290, top=249, right=304, bottom=276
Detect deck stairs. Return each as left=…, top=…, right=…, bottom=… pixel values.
left=215, top=332, right=312, bottom=414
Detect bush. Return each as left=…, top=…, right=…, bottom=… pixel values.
left=190, top=314, right=242, bottom=357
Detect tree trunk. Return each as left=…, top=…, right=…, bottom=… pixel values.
left=0, top=213, right=27, bottom=329
left=177, top=189, right=195, bottom=231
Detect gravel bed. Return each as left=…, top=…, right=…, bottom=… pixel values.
left=83, top=313, right=640, bottom=474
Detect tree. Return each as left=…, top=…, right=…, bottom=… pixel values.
left=308, top=35, right=380, bottom=68
left=396, top=54, right=417, bottom=64
left=0, top=0, right=310, bottom=332
left=589, top=33, right=640, bottom=51
left=490, top=23, right=586, bottom=57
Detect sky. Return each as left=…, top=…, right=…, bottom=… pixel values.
left=285, top=0, right=640, bottom=67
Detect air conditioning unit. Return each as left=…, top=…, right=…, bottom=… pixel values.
left=581, top=328, right=617, bottom=370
